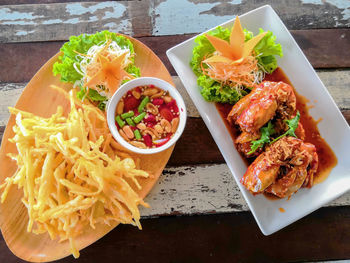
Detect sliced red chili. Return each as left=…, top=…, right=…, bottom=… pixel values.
left=143, top=134, right=152, bottom=147
left=135, top=86, right=142, bottom=93
left=144, top=114, right=156, bottom=123
left=152, top=98, right=164, bottom=105
left=166, top=99, right=179, bottom=113
left=160, top=108, right=173, bottom=122
left=124, top=96, right=140, bottom=112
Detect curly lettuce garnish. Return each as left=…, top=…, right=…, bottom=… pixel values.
left=190, top=17, right=283, bottom=104
left=246, top=28, right=283, bottom=74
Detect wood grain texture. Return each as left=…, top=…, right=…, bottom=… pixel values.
left=1, top=30, right=349, bottom=83
left=292, top=29, right=350, bottom=68
left=1, top=1, right=350, bottom=42
left=141, top=163, right=350, bottom=217
left=0, top=1, right=349, bottom=262
left=0, top=37, right=175, bottom=262
left=2, top=205, right=350, bottom=263
left=152, top=0, right=350, bottom=35
left=0, top=0, right=105, bottom=4
left=0, top=2, right=133, bottom=43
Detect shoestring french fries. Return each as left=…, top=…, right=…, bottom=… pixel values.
left=0, top=86, right=149, bottom=258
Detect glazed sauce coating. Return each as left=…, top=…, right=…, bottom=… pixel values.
left=216, top=67, right=337, bottom=184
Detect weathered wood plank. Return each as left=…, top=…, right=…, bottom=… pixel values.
left=292, top=29, right=350, bottom=68
left=2, top=205, right=350, bottom=263
left=1, top=30, right=349, bottom=83
left=0, top=1, right=350, bottom=43
left=1, top=71, right=349, bottom=126
left=0, top=2, right=135, bottom=43
left=310, top=70, right=350, bottom=110
left=140, top=163, right=350, bottom=217
left=153, top=0, right=350, bottom=35
left=0, top=0, right=106, bottom=5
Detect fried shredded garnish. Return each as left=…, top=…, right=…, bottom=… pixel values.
left=201, top=54, right=263, bottom=90
left=0, top=86, right=149, bottom=258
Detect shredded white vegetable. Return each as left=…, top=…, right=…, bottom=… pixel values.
left=74, top=40, right=133, bottom=85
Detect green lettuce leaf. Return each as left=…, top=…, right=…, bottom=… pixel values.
left=76, top=87, right=107, bottom=102
left=198, top=75, right=248, bottom=104
left=53, top=30, right=140, bottom=83
left=245, top=28, right=283, bottom=73
left=76, top=87, right=107, bottom=111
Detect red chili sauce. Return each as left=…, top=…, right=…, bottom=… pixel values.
left=216, top=67, right=337, bottom=184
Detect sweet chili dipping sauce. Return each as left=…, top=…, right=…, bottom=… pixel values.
left=216, top=67, right=337, bottom=183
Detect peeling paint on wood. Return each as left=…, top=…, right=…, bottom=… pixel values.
left=1, top=0, right=350, bottom=43
left=152, top=0, right=234, bottom=35
left=0, top=83, right=25, bottom=126
left=140, top=164, right=247, bottom=216
left=152, top=0, right=350, bottom=35
left=138, top=163, right=350, bottom=217
left=0, top=2, right=132, bottom=43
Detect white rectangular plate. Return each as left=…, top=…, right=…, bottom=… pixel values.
left=166, top=5, right=350, bottom=235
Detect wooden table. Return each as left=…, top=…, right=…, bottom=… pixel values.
left=0, top=1, right=350, bottom=262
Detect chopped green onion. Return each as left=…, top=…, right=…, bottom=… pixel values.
left=115, top=115, right=125, bottom=128
left=134, top=129, right=141, bottom=140
left=121, top=111, right=134, bottom=119
left=138, top=96, right=149, bottom=112
left=133, top=112, right=147, bottom=124
left=126, top=117, right=136, bottom=127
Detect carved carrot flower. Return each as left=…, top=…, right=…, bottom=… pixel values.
left=201, top=16, right=268, bottom=89
left=85, top=52, right=133, bottom=95
left=203, top=16, right=267, bottom=65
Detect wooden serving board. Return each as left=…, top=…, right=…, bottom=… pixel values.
left=0, top=36, right=175, bottom=262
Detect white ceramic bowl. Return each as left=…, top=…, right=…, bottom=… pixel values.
left=107, top=77, right=187, bottom=154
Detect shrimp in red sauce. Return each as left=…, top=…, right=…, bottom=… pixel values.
left=241, top=136, right=318, bottom=198
left=227, top=81, right=305, bottom=157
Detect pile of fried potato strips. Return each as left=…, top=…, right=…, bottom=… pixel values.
left=0, top=86, right=149, bottom=258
